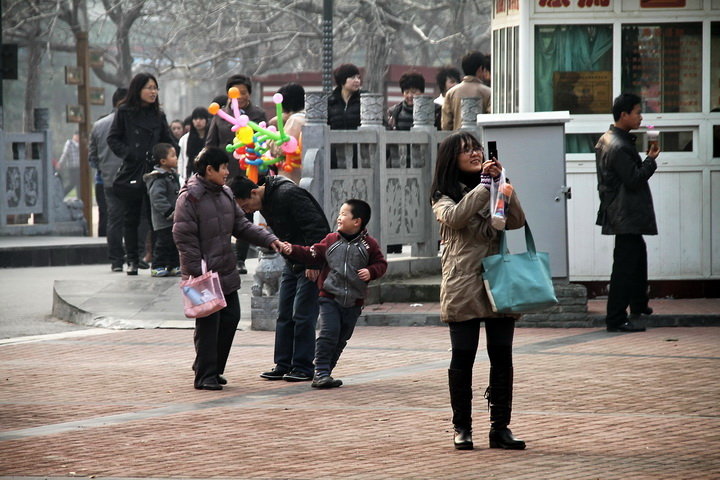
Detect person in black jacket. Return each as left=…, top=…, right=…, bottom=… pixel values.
left=327, top=64, right=364, bottom=169
left=231, top=175, right=331, bottom=382
left=206, top=74, right=267, bottom=275
left=327, top=63, right=362, bottom=130
left=595, top=93, right=660, bottom=333
left=108, top=72, right=177, bottom=275
left=386, top=71, right=441, bottom=131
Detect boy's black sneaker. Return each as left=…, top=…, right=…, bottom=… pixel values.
left=259, top=367, right=289, bottom=380
left=283, top=370, right=313, bottom=382
left=311, top=375, right=343, bottom=388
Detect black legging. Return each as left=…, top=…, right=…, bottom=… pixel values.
left=448, top=318, right=515, bottom=371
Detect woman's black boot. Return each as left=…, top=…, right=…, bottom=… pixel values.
left=486, top=366, right=526, bottom=450
left=448, top=368, right=474, bottom=450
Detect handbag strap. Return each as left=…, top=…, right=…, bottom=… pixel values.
left=498, top=221, right=538, bottom=259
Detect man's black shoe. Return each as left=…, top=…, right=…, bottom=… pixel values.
left=629, top=307, right=653, bottom=318
left=607, top=321, right=646, bottom=332
left=111, top=264, right=123, bottom=272
left=311, top=375, right=343, bottom=388
left=217, top=375, right=227, bottom=385
left=138, top=260, right=150, bottom=269
left=283, top=370, right=313, bottom=382
left=237, top=261, right=248, bottom=275
left=259, top=367, right=289, bottom=380
left=126, top=262, right=138, bottom=276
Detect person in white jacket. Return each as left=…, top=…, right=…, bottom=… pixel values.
left=177, top=107, right=211, bottom=184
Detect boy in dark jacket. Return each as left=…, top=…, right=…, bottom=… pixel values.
left=281, top=199, right=387, bottom=388
left=143, top=143, right=181, bottom=277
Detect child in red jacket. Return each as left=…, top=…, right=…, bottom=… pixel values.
left=281, top=199, right=387, bottom=388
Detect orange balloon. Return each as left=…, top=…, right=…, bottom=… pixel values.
left=208, top=103, right=220, bottom=115
left=247, top=166, right=259, bottom=184
left=228, top=87, right=240, bottom=99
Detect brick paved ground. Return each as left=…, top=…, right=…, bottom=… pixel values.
left=1, top=326, right=719, bottom=479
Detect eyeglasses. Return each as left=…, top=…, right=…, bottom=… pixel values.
left=461, top=146, right=483, bottom=155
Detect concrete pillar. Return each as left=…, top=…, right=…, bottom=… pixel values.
left=305, top=92, right=328, bottom=125
left=359, top=93, right=384, bottom=128
left=411, top=94, right=435, bottom=130
left=460, top=97, right=481, bottom=131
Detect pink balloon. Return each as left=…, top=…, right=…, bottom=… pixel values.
left=281, top=136, right=298, bottom=153
left=273, top=93, right=283, bottom=104
left=237, top=115, right=249, bottom=127
left=267, top=125, right=278, bottom=133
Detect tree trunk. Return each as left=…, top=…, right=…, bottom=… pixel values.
left=24, top=42, right=43, bottom=133
left=364, top=33, right=390, bottom=97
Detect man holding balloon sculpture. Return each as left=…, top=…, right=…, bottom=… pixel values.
left=206, top=74, right=267, bottom=274
left=231, top=175, right=330, bottom=383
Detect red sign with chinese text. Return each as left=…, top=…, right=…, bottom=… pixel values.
left=537, top=0, right=610, bottom=6
left=640, top=0, right=686, bottom=6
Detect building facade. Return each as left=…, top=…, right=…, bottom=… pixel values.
left=491, top=0, right=720, bottom=292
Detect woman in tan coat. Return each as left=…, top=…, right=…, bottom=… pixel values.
left=430, top=132, right=526, bottom=451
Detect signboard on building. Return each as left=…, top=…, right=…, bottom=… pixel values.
left=552, top=71, right=612, bottom=114
left=535, top=0, right=612, bottom=11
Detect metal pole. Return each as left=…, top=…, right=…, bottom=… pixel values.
left=76, top=31, right=92, bottom=235
left=322, top=0, right=333, bottom=94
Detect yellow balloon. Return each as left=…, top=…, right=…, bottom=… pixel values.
left=238, top=126, right=253, bottom=145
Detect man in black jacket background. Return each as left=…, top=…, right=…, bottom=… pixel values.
left=595, top=93, right=660, bottom=333
left=231, top=176, right=331, bottom=381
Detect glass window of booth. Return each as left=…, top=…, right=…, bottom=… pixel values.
left=621, top=23, right=702, bottom=113
left=534, top=25, right=613, bottom=114
left=493, top=26, right=519, bottom=113
left=712, top=22, right=720, bottom=112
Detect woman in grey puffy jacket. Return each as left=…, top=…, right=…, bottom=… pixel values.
left=173, top=147, right=283, bottom=390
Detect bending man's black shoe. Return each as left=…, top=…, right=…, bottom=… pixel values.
left=606, top=321, right=646, bottom=333
left=195, top=382, right=223, bottom=390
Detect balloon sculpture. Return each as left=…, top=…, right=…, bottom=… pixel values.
left=208, top=88, right=300, bottom=183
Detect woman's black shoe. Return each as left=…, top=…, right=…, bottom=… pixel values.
left=453, top=427, right=474, bottom=450
left=217, top=375, right=227, bottom=385
left=489, top=427, right=526, bottom=450
left=126, top=262, right=138, bottom=276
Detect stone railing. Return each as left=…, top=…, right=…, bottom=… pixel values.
left=0, top=108, right=85, bottom=236
left=300, top=93, right=484, bottom=258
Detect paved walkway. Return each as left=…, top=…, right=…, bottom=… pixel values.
left=0, top=325, right=718, bottom=479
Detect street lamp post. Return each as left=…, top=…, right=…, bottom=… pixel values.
left=322, top=0, right=333, bottom=94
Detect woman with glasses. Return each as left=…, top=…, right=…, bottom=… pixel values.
left=108, top=72, right=176, bottom=275
left=430, top=131, right=526, bottom=451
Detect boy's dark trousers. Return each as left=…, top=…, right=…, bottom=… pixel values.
left=314, top=297, right=362, bottom=377
left=152, top=227, right=179, bottom=269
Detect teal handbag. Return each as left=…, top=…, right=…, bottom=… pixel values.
left=481, top=223, right=558, bottom=313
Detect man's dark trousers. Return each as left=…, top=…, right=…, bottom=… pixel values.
left=606, top=234, right=649, bottom=327
left=106, top=187, right=148, bottom=267
left=274, top=264, right=319, bottom=376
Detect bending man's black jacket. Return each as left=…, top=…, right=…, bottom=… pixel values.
left=260, top=176, right=331, bottom=271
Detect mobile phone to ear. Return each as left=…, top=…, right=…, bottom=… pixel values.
left=488, top=141, right=498, bottom=162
